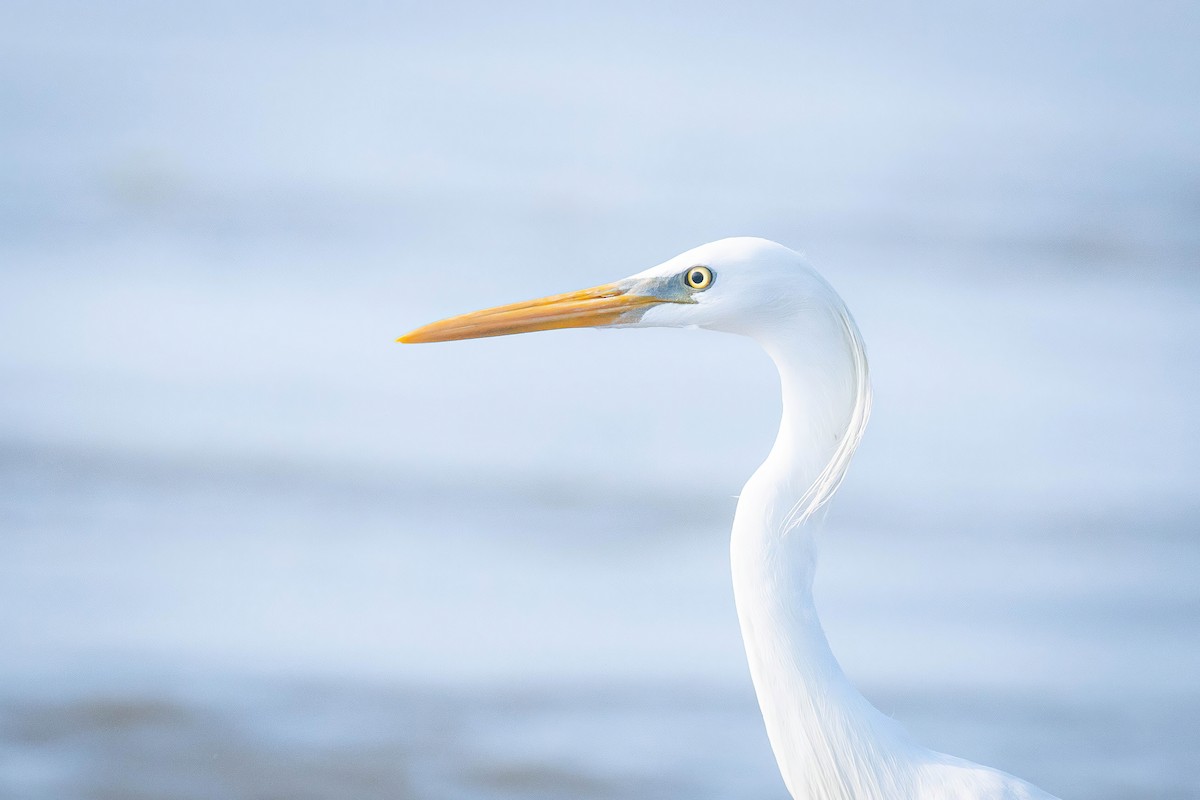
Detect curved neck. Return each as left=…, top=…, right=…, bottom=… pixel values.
left=731, top=308, right=915, bottom=799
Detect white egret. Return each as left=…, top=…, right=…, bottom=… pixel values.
left=400, top=237, right=1059, bottom=800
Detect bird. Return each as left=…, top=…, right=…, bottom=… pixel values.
left=399, top=237, right=1059, bottom=800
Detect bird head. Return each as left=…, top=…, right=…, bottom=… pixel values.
left=399, top=237, right=837, bottom=344
left=400, top=236, right=871, bottom=531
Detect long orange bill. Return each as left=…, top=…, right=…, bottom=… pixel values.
left=398, top=281, right=667, bottom=344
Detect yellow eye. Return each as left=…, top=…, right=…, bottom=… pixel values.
left=684, top=265, right=713, bottom=290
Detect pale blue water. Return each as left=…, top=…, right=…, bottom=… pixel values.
left=2, top=2, right=1199, bottom=798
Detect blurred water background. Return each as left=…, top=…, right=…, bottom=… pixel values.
left=2, top=2, right=1199, bottom=798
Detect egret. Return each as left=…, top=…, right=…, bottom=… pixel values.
left=400, top=237, right=1059, bottom=800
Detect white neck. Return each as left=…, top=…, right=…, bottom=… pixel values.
left=730, top=304, right=918, bottom=799
left=728, top=301, right=1060, bottom=800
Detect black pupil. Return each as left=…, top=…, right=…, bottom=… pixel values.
left=691, top=270, right=704, bottom=285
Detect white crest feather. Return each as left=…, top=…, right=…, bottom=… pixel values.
left=780, top=303, right=872, bottom=534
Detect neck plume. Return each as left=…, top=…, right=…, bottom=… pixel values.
left=768, top=301, right=872, bottom=534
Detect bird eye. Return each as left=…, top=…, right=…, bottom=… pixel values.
left=684, top=266, right=713, bottom=290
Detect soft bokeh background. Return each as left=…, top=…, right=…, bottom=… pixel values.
left=2, top=2, right=1198, bottom=798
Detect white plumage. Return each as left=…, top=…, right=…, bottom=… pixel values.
left=401, top=237, right=1060, bottom=800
